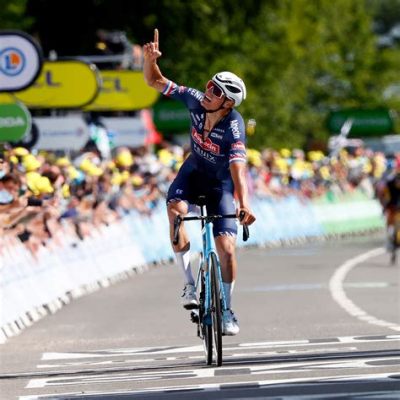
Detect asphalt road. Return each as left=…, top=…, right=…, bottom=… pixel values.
left=1, top=234, right=400, bottom=399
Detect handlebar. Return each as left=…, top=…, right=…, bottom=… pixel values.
left=173, top=213, right=250, bottom=245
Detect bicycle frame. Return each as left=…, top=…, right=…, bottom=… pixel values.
left=197, top=206, right=227, bottom=327
left=172, top=200, right=249, bottom=365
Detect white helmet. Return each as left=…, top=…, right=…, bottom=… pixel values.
left=212, top=71, right=247, bottom=107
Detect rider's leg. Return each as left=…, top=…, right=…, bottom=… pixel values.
left=215, top=234, right=240, bottom=335
left=167, top=200, right=195, bottom=285
left=215, top=234, right=237, bottom=309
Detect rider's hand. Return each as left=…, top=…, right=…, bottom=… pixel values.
left=143, top=28, right=162, bottom=62
left=237, top=206, right=256, bottom=226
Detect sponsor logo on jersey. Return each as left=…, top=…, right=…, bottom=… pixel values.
left=187, top=88, right=204, bottom=102
left=210, top=132, right=223, bottom=140
left=214, top=128, right=225, bottom=133
left=191, top=128, right=220, bottom=154
left=230, top=119, right=241, bottom=139
left=193, top=143, right=216, bottom=164
left=178, top=85, right=186, bottom=94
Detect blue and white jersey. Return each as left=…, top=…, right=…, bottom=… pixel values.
left=162, top=80, right=247, bottom=183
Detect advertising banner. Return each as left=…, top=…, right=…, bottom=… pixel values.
left=0, top=93, right=16, bottom=103
left=0, top=102, right=31, bottom=142
left=153, top=99, right=190, bottom=132
left=101, top=117, right=148, bottom=147
left=327, top=109, right=394, bottom=137
left=85, top=71, right=159, bottom=111
left=13, top=61, right=101, bottom=108
left=0, top=31, right=43, bottom=92
left=33, top=116, right=91, bottom=150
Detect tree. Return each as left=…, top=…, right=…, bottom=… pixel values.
left=3, top=0, right=400, bottom=148
left=0, top=0, right=33, bottom=31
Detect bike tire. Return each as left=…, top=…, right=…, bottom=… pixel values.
left=391, top=227, right=398, bottom=265
left=199, top=266, right=213, bottom=365
left=210, top=252, right=223, bottom=366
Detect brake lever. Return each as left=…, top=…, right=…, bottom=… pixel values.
left=239, top=211, right=250, bottom=242
left=173, top=215, right=181, bottom=245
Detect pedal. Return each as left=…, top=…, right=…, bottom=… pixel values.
left=190, top=310, right=199, bottom=324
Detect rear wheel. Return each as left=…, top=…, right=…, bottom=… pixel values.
left=210, top=252, right=223, bottom=366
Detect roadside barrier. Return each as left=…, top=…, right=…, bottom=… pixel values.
left=0, top=192, right=384, bottom=342
left=312, top=191, right=384, bottom=235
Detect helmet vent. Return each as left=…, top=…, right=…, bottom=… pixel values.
left=225, top=84, right=241, bottom=93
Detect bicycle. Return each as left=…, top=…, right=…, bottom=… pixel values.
left=173, top=196, right=249, bottom=366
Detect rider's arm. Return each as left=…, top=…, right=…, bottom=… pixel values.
left=228, top=116, right=256, bottom=226
left=230, top=162, right=250, bottom=211
left=143, top=57, right=168, bottom=92
left=143, top=29, right=168, bottom=92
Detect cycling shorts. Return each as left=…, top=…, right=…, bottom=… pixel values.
left=166, top=161, right=237, bottom=237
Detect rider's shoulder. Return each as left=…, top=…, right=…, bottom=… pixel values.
left=228, top=108, right=244, bottom=121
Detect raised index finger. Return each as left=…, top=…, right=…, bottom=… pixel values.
left=154, top=28, right=159, bottom=50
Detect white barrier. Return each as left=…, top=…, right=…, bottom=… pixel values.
left=0, top=218, right=147, bottom=342
left=0, top=195, right=384, bottom=342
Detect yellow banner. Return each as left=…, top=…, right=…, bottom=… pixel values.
left=85, top=71, right=159, bottom=111
left=13, top=61, right=101, bottom=108
left=0, top=94, right=16, bottom=104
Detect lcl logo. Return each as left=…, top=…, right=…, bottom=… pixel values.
left=101, top=76, right=128, bottom=93
left=0, top=47, right=25, bottom=76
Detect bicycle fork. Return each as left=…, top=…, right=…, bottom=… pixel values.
left=194, top=262, right=228, bottom=340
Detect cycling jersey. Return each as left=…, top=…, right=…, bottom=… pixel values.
left=163, top=80, right=247, bottom=236
left=163, top=80, right=247, bottom=184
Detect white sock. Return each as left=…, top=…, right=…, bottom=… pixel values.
left=176, top=250, right=194, bottom=285
left=222, top=281, right=235, bottom=309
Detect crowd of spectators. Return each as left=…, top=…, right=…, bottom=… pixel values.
left=0, top=141, right=390, bottom=259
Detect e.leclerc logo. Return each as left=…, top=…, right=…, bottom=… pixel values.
left=0, top=47, right=26, bottom=76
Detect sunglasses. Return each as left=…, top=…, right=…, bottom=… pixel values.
left=206, top=80, right=225, bottom=98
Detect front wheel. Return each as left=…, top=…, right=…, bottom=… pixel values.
left=199, top=266, right=213, bottom=365
left=210, top=252, right=223, bottom=366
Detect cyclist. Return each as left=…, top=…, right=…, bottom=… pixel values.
left=143, top=29, right=256, bottom=335
left=377, top=156, right=400, bottom=250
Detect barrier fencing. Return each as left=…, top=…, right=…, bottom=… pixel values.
left=0, top=192, right=384, bottom=342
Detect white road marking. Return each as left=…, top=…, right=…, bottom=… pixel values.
left=41, top=345, right=204, bottom=361
left=37, top=347, right=358, bottom=369
left=329, top=247, right=400, bottom=332
left=239, top=335, right=400, bottom=348
left=20, top=372, right=399, bottom=399
left=25, top=355, right=400, bottom=388
left=39, top=336, right=400, bottom=363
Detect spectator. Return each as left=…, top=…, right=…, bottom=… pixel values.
left=0, top=141, right=391, bottom=261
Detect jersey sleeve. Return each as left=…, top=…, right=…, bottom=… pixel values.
left=228, top=117, right=247, bottom=164
left=162, top=80, right=203, bottom=109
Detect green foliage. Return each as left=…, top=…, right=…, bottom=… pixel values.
left=0, top=0, right=33, bottom=30
left=3, top=0, right=400, bottom=149
left=150, top=0, right=400, bottom=149
left=367, top=0, right=400, bottom=31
